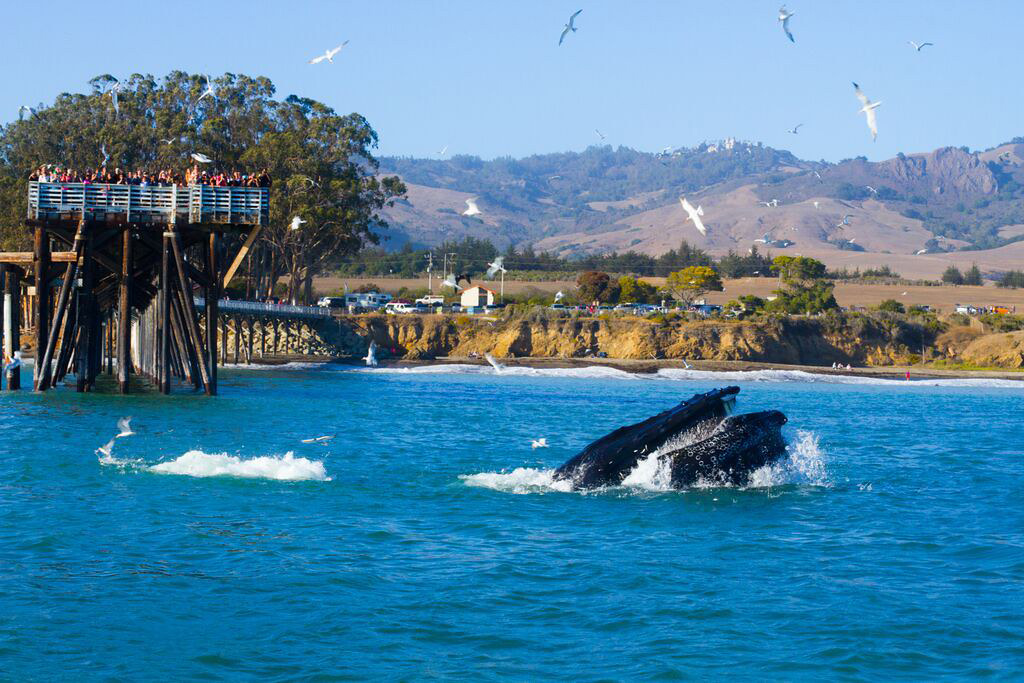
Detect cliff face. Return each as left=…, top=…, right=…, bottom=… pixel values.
left=321, top=314, right=934, bottom=367
left=880, top=147, right=997, bottom=198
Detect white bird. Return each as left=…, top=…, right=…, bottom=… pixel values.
left=813, top=201, right=820, bottom=209
left=554, top=290, right=564, bottom=302
left=437, top=145, right=448, bottom=157
left=96, top=438, right=116, bottom=459
left=485, top=353, right=505, bottom=373
left=559, top=9, right=583, bottom=46
left=3, top=351, right=22, bottom=373
left=901, top=291, right=908, bottom=296
left=441, top=274, right=462, bottom=291
left=595, top=129, right=606, bottom=140
left=309, top=41, right=348, bottom=65
left=682, top=359, right=692, bottom=370
left=191, top=153, right=213, bottom=164
left=778, top=6, right=796, bottom=43
left=290, top=216, right=306, bottom=231
left=197, top=75, right=215, bottom=103
left=531, top=438, right=549, bottom=449
left=759, top=199, right=780, bottom=208
left=462, top=198, right=481, bottom=216
left=301, top=435, right=335, bottom=443
left=17, top=105, right=34, bottom=120
left=110, top=83, right=120, bottom=115
left=116, top=417, right=134, bottom=439
left=865, top=185, right=878, bottom=194
left=915, top=249, right=927, bottom=255
left=838, top=214, right=854, bottom=227
left=679, top=197, right=707, bottom=236
left=853, top=82, right=881, bottom=141
left=101, top=144, right=110, bottom=166
left=908, top=41, right=933, bottom=52
left=813, top=170, right=823, bottom=182
left=364, top=341, right=378, bottom=367
left=485, top=257, right=506, bottom=279
left=787, top=123, right=803, bottom=134
left=160, top=138, right=175, bottom=145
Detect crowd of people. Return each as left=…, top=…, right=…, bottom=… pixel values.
left=29, top=164, right=271, bottom=188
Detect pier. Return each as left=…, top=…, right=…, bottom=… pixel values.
left=1, top=181, right=273, bottom=395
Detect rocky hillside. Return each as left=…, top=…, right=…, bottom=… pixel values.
left=378, top=139, right=1024, bottom=278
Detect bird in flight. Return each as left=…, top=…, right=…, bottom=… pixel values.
left=110, top=83, right=121, bottom=115
left=101, top=144, right=110, bottom=167
left=595, top=129, right=606, bottom=141
left=364, top=341, right=378, bottom=367
left=197, top=75, right=216, bottom=103
left=160, top=138, right=175, bottom=145
left=813, top=201, right=820, bottom=209
left=290, top=216, right=307, bottom=231
left=440, top=274, right=462, bottom=291
left=309, top=41, right=349, bottom=65
left=191, top=153, right=213, bottom=164
left=837, top=214, right=854, bottom=227
left=679, top=197, right=707, bottom=236
left=908, top=40, right=933, bottom=52
left=778, top=6, right=796, bottom=43
left=559, top=9, right=583, bottom=46
left=915, top=248, right=927, bottom=255
left=531, top=438, right=549, bottom=449
left=853, top=82, right=881, bottom=141
left=485, top=353, right=505, bottom=373
left=463, top=198, right=482, bottom=216
left=116, top=417, right=134, bottom=439
left=301, top=435, right=335, bottom=444
left=760, top=199, right=780, bottom=208
left=787, top=123, right=803, bottom=135
left=812, top=170, right=823, bottom=182
left=486, top=257, right=506, bottom=279
left=437, top=145, right=448, bottom=157
left=554, top=290, right=564, bottom=302
left=865, top=185, right=878, bottom=195
left=18, top=105, right=34, bottom=120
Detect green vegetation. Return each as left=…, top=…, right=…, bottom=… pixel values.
left=942, top=265, right=964, bottom=285
left=877, top=299, right=906, bottom=313
left=665, top=266, right=723, bottom=306
left=997, top=270, right=1024, bottom=289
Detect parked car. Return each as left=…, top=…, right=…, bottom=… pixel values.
left=384, top=302, right=416, bottom=314
left=550, top=303, right=566, bottom=311
left=317, top=296, right=347, bottom=309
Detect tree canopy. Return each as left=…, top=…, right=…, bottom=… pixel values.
left=665, top=266, right=723, bottom=306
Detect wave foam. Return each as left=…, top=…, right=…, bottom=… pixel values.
left=149, top=450, right=329, bottom=481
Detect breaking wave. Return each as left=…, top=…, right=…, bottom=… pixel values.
left=360, top=363, right=1023, bottom=388
left=461, top=429, right=828, bottom=496
left=149, top=450, right=330, bottom=481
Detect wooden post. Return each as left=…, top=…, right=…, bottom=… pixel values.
left=170, top=231, right=211, bottom=392
left=36, top=260, right=76, bottom=391
left=117, top=228, right=132, bottom=393
left=259, top=318, right=266, bottom=358
left=159, top=232, right=171, bottom=394
left=2, top=265, right=22, bottom=390
left=246, top=317, right=254, bottom=365
left=233, top=316, right=240, bottom=363
left=74, top=221, right=96, bottom=392
left=272, top=319, right=279, bottom=355
left=206, top=232, right=219, bottom=395
left=32, top=225, right=50, bottom=391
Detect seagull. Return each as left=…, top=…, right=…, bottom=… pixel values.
left=462, top=198, right=481, bottom=216
left=813, top=201, right=820, bottom=209
left=441, top=274, right=462, bottom=291
left=290, top=216, right=306, bottom=231
left=437, top=145, right=448, bottom=157
left=364, top=341, right=378, bottom=367
left=3, top=351, right=22, bottom=373
left=838, top=214, right=854, bottom=227
left=813, top=170, right=823, bottom=182
left=116, top=417, right=134, bottom=439
left=554, top=290, right=564, bottom=302
left=759, top=199, right=780, bottom=208
left=191, top=152, right=213, bottom=164
left=101, top=144, right=110, bottom=166
left=17, top=105, right=34, bottom=120
left=196, top=75, right=215, bottom=103
left=485, top=353, right=505, bottom=373
left=778, top=6, right=796, bottom=43
left=853, top=82, right=881, bottom=141
left=110, top=83, right=120, bottom=115
left=787, top=123, right=803, bottom=135
left=865, top=185, right=878, bottom=195
left=908, top=40, right=933, bottom=52
left=595, top=129, right=606, bottom=140
left=301, top=435, right=335, bottom=443
left=309, top=41, right=348, bottom=65
left=682, top=359, right=692, bottom=369
left=559, top=9, right=583, bottom=46
left=548, top=175, right=562, bottom=181
left=160, top=138, right=175, bottom=145
left=901, top=291, right=908, bottom=296
left=679, top=197, right=707, bottom=236
left=485, top=257, right=506, bottom=279
left=915, top=249, right=927, bottom=255
left=531, top=438, right=549, bottom=449
left=96, top=438, right=116, bottom=459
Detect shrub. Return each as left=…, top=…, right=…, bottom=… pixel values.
left=877, top=299, right=906, bottom=313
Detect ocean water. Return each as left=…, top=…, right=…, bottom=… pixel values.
left=1, top=365, right=1023, bottom=680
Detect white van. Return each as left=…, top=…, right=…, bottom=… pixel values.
left=384, top=302, right=416, bottom=314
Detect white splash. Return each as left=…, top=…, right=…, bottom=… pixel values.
left=746, top=430, right=829, bottom=488
left=460, top=467, right=574, bottom=495
left=149, top=450, right=330, bottom=481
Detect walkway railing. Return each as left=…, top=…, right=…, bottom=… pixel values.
left=28, top=182, right=268, bottom=225
left=193, top=298, right=331, bottom=320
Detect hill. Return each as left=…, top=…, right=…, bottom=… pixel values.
left=378, top=139, right=1024, bottom=279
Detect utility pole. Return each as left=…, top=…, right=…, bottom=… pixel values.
left=426, top=252, right=433, bottom=293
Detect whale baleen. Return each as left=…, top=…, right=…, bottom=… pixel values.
left=553, top=387, right=788, bottom=489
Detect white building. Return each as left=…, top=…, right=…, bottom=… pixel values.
left=461, top=286, right=496, bottom=309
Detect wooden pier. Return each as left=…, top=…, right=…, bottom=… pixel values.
left=1, top=182, right=269, bottom=395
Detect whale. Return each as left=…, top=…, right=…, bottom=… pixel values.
left=553, top=387, right=788, bottom=489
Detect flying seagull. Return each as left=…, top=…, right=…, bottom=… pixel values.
left=441, top=274, right=462, bottom=291
left=813, top=201, right=820, bottom=209
left=759, top=199, right=780, bottom=208
left=559, top=9, right=583, bottom=45
left=309, top=41, right=349, bottom=65
left=813, top=170, right=823, bottom=182
left=437, top=145, right=448, bottom=157
left=853, top=82, right=881, bottom=141
left=531, top=438, right=549, bottom=449
left=778, top=6, right=796, bottom=43
left=110, top=83, right=120, bottom=115
left=915, top=248, right=927, bottom=255
left=160, top=138, right=175, bottom=145
left=595, top=129, right=606, bottom=141
left=838, top=214, right=854, bottom=227
left=18, top=105, right=34, bottom=120
left=364, top=341, right=378, bottom=367
left=485, top=257, right=506, bottom=279
left=679, top=197, right=707, bottom=236
left=197, top=75, right=215, bottom=103
left=865, top=185, right=878, bottom=195
left=191, top=152, right=213, bottom=164
left=787, top=123, right=803, bottom=134
left=290, top=216, right=306, bottom=231
left=908, top=41, right=933, bottom=52
left=554, top=290, right=564, bottom=302
left=463, top=198, right=482, bottom=216
left=101, top=144, right=110, bottom=166
left=116, top=417, right=134, bottom=439
left=96, top=438, right=116, bottom=459
left=485, top=353, right=505, bottom=373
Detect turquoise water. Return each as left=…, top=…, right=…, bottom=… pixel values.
left=1, top=365, right=1023, bottom=680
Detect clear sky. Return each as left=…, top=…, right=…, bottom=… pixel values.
left=2, top=0, right=1021, bottom=162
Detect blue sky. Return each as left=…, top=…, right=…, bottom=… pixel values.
left=2, top=0, right=1021, bottom=162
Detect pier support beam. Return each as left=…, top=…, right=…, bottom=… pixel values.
left=2, top=265, right=22, bottom=390
left=117, top=227, right=133, bottom=393
left=32, top=225, right=50, bottom=391
left=159, top=232, right=171, bottom=394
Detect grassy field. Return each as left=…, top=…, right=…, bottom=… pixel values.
left=314, top=276, right=1024, bottom=313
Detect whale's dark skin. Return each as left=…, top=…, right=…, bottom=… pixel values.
left=662, top=410, right=788, bottom=488
left=553, top=386, right=741, bottom=489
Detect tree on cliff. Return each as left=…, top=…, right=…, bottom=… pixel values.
left=767, top=255, right=837, bottom=314
left=576, top=271, right=620, bottom=304
left=665, top=266, right=723, bottom=307
left=772, top=255, right=828, bottom=286
left=617, top=275, right=658, bottom=303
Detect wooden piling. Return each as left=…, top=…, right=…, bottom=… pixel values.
left=32, top=225, right=50, bottom=391
left=117, top=227, right=132, bottom=393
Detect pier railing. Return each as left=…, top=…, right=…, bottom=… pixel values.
left=194, top=298, right=332, bottom=320
left=28, top=182, right=268, bottom=225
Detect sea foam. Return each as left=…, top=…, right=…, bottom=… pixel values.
left=149, top=450, right=330, bottom=481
